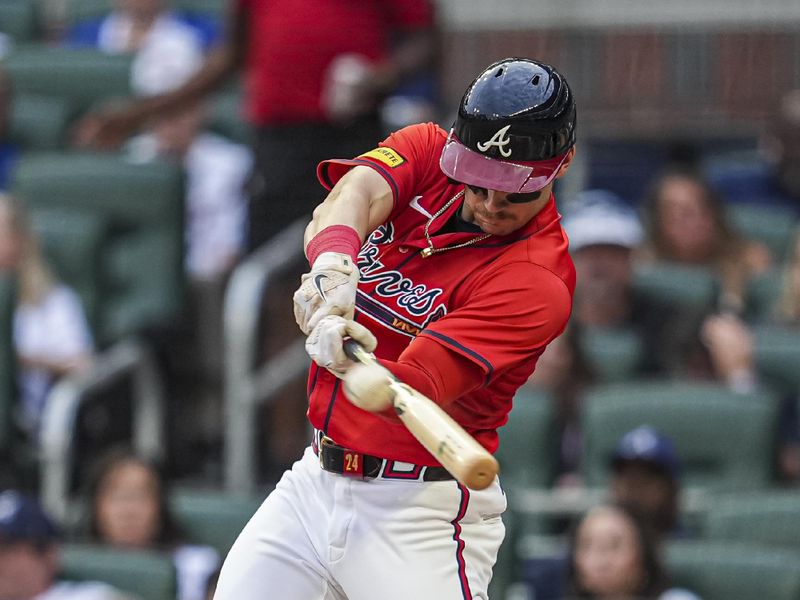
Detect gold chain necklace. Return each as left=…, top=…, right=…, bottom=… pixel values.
left=421, top=190, right=492, bottom=258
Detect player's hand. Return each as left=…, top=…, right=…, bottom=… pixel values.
left=343, top=362, right=395, bottom=412
left=293, top=252, right=359, bottom=335
left=305, top=315, right=377, bottom=378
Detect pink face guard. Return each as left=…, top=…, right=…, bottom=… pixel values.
left=439, top=129, right=569, bottom=193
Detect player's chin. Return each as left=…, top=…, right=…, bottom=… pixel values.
left=477, top=219, right=518, bottom=236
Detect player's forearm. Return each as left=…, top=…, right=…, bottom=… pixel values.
left=379, top=337, right=484, bottom=407
left=304, top=166, right=393, bottom=250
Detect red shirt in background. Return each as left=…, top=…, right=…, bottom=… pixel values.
left=236, top=0, right=433, bottom=125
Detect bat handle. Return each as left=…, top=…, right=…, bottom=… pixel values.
left=343, top=338, right=369, bottom=363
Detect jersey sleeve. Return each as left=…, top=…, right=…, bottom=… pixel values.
left=418, top=263, right=573, bottom=384
left=316, top=122, right=445, bottom=214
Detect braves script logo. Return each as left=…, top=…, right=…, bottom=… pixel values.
left=357, top=244, right=446, bottom=320
left=477, top=124, right=512, bottom=157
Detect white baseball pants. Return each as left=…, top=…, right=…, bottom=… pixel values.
left=213, top=447, right=506, bottom=599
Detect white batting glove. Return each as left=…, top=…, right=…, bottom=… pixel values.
left=343, top=362, right=396, bottom=412
left=293, top=252, right=359, bottom=335
left=306, top=315, right=377, bottom=378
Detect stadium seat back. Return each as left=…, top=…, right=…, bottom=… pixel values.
left=666, top=540, right=800, bottom=600
left=60, top=543, right=176, bottom=600
left=631, top=263, right=718, bottom=314
left=9, top=93, right=71, bottom=151
left=753, top=324, right=800, bottom=396
left=0, top=1, right=40, bottom=41
left=30, top=209, right=107, bottom=338
left=745, top=269, right=784, bottom=323
left=12, top=152, right=185, bottom=345
left=704, top=491, right=800, bottom=551
left=581, top=381, right=779, bottom=490
left=728, top=203, right=798, bottom=261
left=496, top=388, right=558, bottom=489
left=580, top=327, right=644, bottom=382
left=169, top=489, right=264, bottom=557
left=3, top=47, right=132, bottom=117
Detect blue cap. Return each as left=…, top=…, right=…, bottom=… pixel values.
left=0, top=491, right=58, bottom=545
left=611, top=425, right=681, bottom=480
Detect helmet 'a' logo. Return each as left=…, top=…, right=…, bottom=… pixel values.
left=477, top=125, right=512, bottom=157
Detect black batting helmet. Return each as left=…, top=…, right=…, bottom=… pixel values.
left=439, top=58, right=577, bottom=193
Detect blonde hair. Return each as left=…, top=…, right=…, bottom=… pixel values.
left=0, top=193, right=57, bottom=306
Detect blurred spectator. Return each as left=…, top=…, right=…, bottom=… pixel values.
left=699, top=230, right=800, bottom=481
left=608, top=426, right=683, bottom=538
left=562, top=190, right=675, bottom=375
left=0, top=490, right=136, bottom=600
left=122, top=38, right=252, bottom=461
left=125, top=47, right=252, bottom=281
left=706, top=89, right=800, bottom=210
left=0, top=67, right=19, bottom=191
left=564, top=503, right=699, bottom=600
left=0, top=194, right=94, bottom=438
left=639, top=168, right=771, bottom=314
left=66, top=0, right=213, bottom=92
left=74, top=0, right=438, bottom=251
left=83, top=448, right=219, bottom=600
left=526, top=324, right=595, bottom=479
left=66, top=0, right=208, bottom=120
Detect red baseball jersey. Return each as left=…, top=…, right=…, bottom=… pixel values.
left=310, top=122, right=575, bottom=465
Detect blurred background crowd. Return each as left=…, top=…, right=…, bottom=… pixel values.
left=1, top=1, right=800, bottom=599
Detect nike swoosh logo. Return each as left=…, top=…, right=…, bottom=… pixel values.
left=409, top=195, right=432, bottom=219
left=313, top=274, right=328, bottom=302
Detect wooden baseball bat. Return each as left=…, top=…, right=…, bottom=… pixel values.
left=343, top=339, right=499, bottom=491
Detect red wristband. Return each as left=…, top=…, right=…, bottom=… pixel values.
left=306, top=225, right=362, bottom=266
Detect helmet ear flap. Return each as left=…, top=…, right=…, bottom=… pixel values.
left=455, top=57, right=576, bottom=162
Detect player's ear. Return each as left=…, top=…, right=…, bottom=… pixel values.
left=555, top=146, right=577, bottom=179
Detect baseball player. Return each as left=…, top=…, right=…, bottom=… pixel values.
left=214, top=58, right=577, bottom=599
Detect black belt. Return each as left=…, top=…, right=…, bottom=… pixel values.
left=316, top=435, right=454, bottom=482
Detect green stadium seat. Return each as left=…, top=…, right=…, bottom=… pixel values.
left=178, top=0, right=225, bottom=19
left=60, top=543, right=176, bottom=600
left=665, top=540, right=800, bottom=600
left=65, top=0, right=224, bottom=28
left=704, top=491, right=800, bottom=551
left=2, top=47, right=132, bottom=118
left=753, top=324, right=800, bottom=396
left=745, top=269, right=784, bottom=323
left=728, top=203, right=798, bottom=262
left=579, top=326, right=644, bottom=382
left=496, top=387, right=559, bottom=490
left=169, top=488, right=264, bottom=557
left=63, top=0, right=112, bottom=27
left=0, top=1, right=39, bottom=41
left=11, top=152, right=185, bottom=346
left=581, top=381, right=779, bottom=490
left=631, top=263, right=718, bottom=314
left=9, top=93, right=71, bottom=151
left=30, top=209, right=107, bottom=336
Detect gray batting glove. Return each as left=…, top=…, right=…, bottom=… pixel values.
left=305, top=315, right=377, bottom=378
left=293, top=252, right=359, bottom=335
